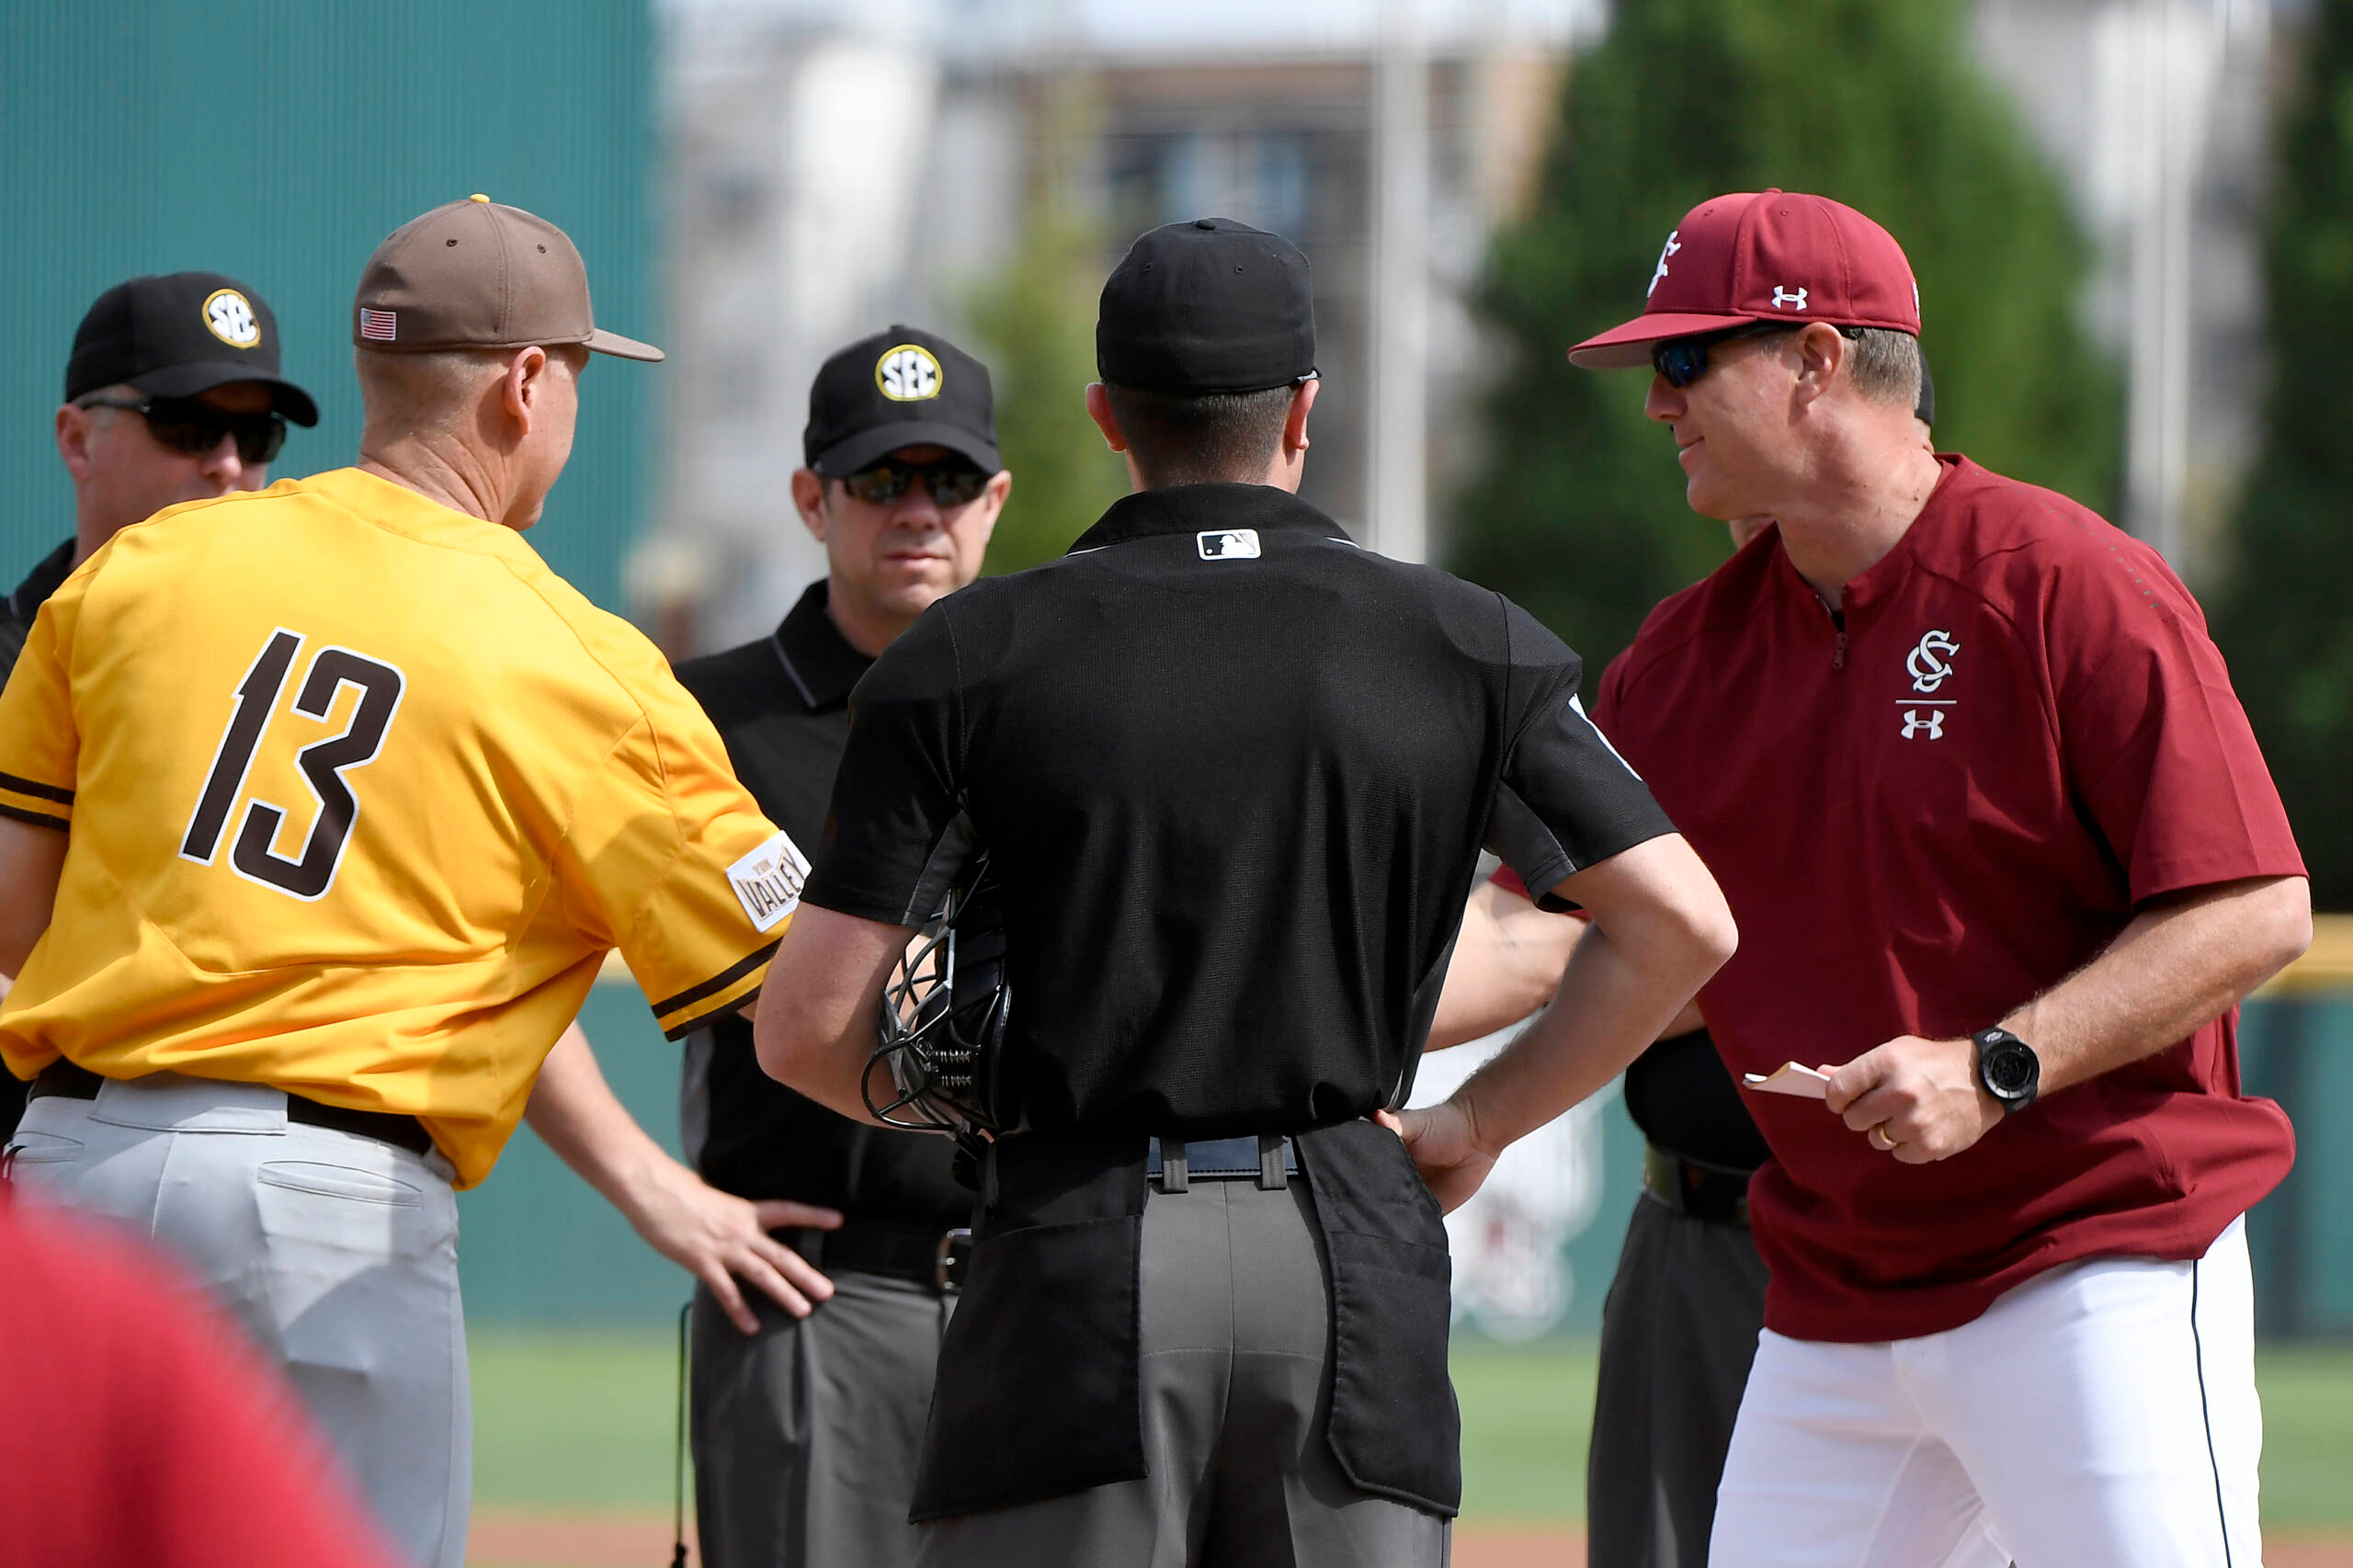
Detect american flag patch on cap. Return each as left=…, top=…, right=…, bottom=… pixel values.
left=358, top=307, right=397, bottom=342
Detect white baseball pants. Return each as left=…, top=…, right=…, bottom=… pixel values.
left=1709, top=1217, right=2262, bottom=1568
left=8, top=1073, right=470, bottom=1568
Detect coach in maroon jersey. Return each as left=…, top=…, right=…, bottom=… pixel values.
left=1556, top=190, right=2307, bottom=1566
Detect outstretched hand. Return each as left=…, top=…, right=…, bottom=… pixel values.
left=625, top=1162, right=843, bottom=1334
left=1377, top=1103, right=1495, bottom=1214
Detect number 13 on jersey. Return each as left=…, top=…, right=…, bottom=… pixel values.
left=179, top=628, right=405, bottom=901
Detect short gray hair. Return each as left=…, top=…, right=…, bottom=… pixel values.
left=1844, top=328, right=1922, bottom=411
left=353, top=347, right=529, bottom=437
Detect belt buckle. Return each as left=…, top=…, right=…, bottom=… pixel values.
left=935, top=1227, right=972, bottom=1293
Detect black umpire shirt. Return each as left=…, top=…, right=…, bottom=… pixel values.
left=809, top=483, right=1674, bottom=1134
left=807, top=484, right=1677, bottom=1518
left=672, top=583, right=965, bottom=1230
left=0, top=538, right=74, bottom=1142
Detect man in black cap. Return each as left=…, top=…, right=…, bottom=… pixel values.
left=0, top=272, right=317, bottom=1138
left=755, top=219, right=1736, bottom=1566
left=665, top=325, right=1007, bottom=1568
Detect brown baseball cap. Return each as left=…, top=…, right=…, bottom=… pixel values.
left=352, top=195, right=663, bottom=361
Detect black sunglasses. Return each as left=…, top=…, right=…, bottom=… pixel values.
left=78, top=394, right=288, bottom=465
left=1649, top=322, right=1806, bottom=389
left=837, top=458, right=991, bottom=508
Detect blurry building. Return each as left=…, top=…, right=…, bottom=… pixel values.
left=645, top=0, right=2287, bottom=649
left=643, top=0, right=1575, bottom=653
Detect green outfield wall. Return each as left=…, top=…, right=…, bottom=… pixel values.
left=460, top=988, right=2353, bottom=1339
left=0, top=0, right=655, bottom=612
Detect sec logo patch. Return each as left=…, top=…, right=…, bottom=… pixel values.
left=203, top=289, right=261, bottom=348
left=875, top=344, right=943, bottom=402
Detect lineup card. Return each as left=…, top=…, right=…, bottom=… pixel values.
left=1743, top=1062, right=1834, bottom=1099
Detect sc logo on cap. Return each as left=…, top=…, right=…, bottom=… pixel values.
left=875, top=344, right=943, bottom=402
left=203, top=289, right=261, bottom=349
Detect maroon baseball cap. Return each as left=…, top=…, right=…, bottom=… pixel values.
left=1568, top=189, right=1921, bottom=369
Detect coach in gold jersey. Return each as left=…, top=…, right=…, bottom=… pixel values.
left=0, top=199, right=806, bottom=1568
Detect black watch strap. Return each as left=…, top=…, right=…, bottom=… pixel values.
left=1972, top=1027, right=2040, bottom=1114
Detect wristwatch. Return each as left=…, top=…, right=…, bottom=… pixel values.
left=1972, top=1027, right=2040, bottom=1115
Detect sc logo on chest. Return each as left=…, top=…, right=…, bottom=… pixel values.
left=1900, top=629, right=1959, bottom=741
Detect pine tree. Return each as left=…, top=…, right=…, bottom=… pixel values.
left=2211, top=4, right=2353, bottom=903
left=1449, top=0, right=2120, bottom=669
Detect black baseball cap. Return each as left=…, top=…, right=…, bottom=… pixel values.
left=1097, top=218, right=1316, bottom=395
left=803, top=325, right=999, bottom=477
left=65, top=272, right=318, bottom=426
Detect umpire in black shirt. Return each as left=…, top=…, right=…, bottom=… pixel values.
left=671, top=325, right=1011, bottom=1568
left=756, top=219, right=1736, bottom=1566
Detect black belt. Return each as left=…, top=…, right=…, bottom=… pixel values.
left=779, top=1221, right=972, bottom=1294
left=1642, top=1141, right=1756, bottom=1226
left=30, top=1059, right=437, bottom=1159
left=1146, top=1132, right=1297, bottom=1192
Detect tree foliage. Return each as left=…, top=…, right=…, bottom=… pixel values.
left=2211, top=4, right=2353, bottom=903
left=966, top=92, right=1131, bottom=574
left=1449, top=0, right=2120, bottom=670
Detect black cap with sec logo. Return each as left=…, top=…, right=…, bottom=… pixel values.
left=65, top=271, right=319, bottom=426
left=803, top=324, right=1001, bottom=477
left=1097, top=218, right=1316, bottom=395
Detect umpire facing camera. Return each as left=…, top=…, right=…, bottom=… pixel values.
left=757, top=217, right=1735, bottom=1568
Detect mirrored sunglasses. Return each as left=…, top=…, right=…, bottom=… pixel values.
left=838, top=459, right=992, bottom=507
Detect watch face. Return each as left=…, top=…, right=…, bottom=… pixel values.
left=1984, top=1042, right=2036, bottom=1095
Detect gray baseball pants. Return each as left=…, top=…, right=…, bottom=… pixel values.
left=1586, top=1188, right=1770, bottom=1568
left=6, top=1072, right=469, bottom=1568
left=691, top=1267, right=953, bottom=1568
left=916, top=1174, right=1450, bottom=1568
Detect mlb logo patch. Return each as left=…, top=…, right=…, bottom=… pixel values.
left=1198, top=529, right=1261, bottom=561
left=727, top=831, right=811, bottom=933
left=358, top=307, right=398, bottom=343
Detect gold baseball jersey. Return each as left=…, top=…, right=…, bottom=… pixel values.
left=0, top=467, right=807, bottom=1187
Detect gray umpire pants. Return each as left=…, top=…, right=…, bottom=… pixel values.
left=1587, top=1188, right=1769, bottom=1568
left=917, top=1174, right=1450, bottom=1568
left=691, top=1267, right=954, bottom=1568
left=6, top=1073, right=469, bottom=1568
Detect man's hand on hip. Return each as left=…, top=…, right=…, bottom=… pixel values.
left=525, top=1021, right=841, bottom=1333
left=622, top=1161, right=842, bottom=1334
left=1826, top=1036, right=2002, bottom=1164
left=1378, top=1105, right=1495, bottom=1214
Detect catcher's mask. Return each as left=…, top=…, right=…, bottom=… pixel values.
left=865, top=855, right=1013, bottom=1150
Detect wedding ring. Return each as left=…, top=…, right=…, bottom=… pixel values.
left=1868, top=1122, right=1901, bottom=1152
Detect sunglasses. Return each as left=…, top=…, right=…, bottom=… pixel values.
left=837, top=459, right=992, bottom=508
left=78, top=395, right=288, bottom=465
left=1649, top=322, right=1807, bottom=389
